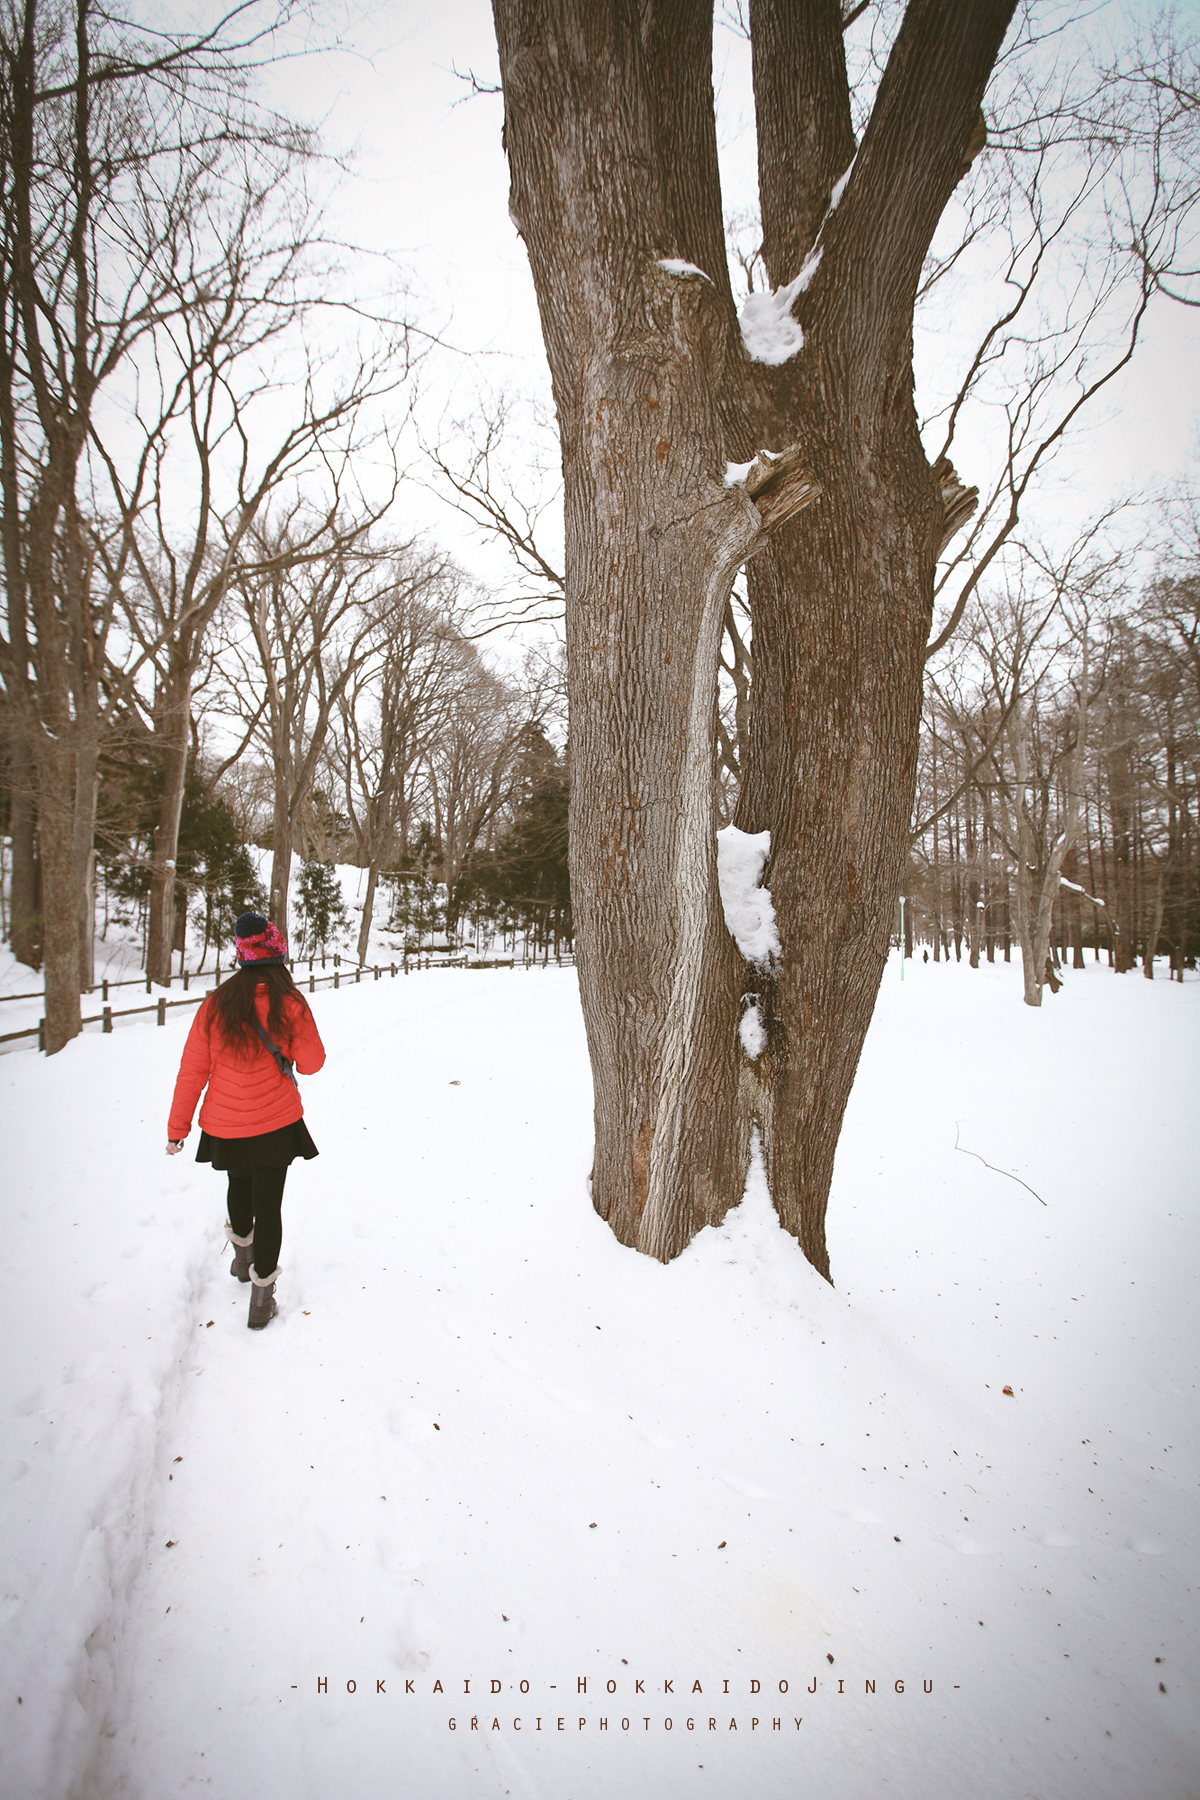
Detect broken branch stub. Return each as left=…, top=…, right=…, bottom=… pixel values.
left=743, top=445, right=823, bottom=532
left=934, top=455, right=979, bottom=555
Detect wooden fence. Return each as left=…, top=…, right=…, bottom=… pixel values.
left=0, top=947, right=575, bottom=1053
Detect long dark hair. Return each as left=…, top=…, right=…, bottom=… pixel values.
left=207, top=962, right=309, bottom=1051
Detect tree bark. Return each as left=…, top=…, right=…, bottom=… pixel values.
left=73, top=735, right=99, bottom=992
left=146, top=668, right=192, bottom=986
left=7, top=735, right=41, bottom=968
left=1063, top=843, right=1086, bottom=968
left=31, top=735, right=82, bottom=1051
left=1142, top=864, right=1165, bottom=978
left=269, top=800, right=294, bottom=945
left=356, top=862, right=379, bottom=966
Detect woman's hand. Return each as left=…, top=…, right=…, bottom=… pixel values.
left=165, top=1140, right=185, bottom=1155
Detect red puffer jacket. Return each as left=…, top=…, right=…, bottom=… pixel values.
left=168, top=984, right=325, bottom=1141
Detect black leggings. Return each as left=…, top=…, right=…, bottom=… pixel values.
left=226, top=1166, right=288, bottom=1280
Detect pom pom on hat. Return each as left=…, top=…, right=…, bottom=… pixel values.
left=235, top=914, right=288, bottom=964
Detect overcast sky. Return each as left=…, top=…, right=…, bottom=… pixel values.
left=259, top=0, right=1200, bottom=615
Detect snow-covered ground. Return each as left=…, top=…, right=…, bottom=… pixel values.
left=1, top=956, right=1196, bottom=1799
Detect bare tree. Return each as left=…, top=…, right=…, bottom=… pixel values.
left=218, top=517, right=422, bottom=939
left=911, top=550, right=1200, bottom=984
left=0, top=0, right=321, bottom=1046
left=426, top=649, right=532, bottom=926
left=984, top=602, right=1104, bottom=1005
left=96, top=327, right=408, bottom=983
left=326, top=551, right=468, bottom=962
left=419, top=391, right=565, bottom=638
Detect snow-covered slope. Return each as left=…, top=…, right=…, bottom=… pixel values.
left=1, top=958, right=1196, bottom=1799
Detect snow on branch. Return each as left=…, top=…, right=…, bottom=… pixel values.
left=717, top=826, right=781, bottom=974
left=1060, top=876, right=1107, bottom=906
left=657, top=258, right=714, bottom=283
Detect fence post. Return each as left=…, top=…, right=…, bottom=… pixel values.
left=309, top=974, right=315, bottom=994
left=335, top=952, right=340, bottom=968
left=38, top=1016, right=44, bottom=1053
left=355, top=968, right=360, bottom=985
left=183, top=969, right=189, bottom=991
left=390, top=963, right=396, bottom=978
left=157, top=998, right=166, bottom=1026
left=374, top=965, right=380, bottom=981
left=334, top=970, right=339, bottom=990
left=103, top=1007, right=112, bottom=1034
left=145, top=975, right=152, bottom=994
left=102, top=978, right=109, bottom=1002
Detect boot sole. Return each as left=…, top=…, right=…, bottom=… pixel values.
left=247, top=1305, right=277, bottom=1330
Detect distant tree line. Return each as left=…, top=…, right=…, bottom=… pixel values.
left=908, top=525, right=1199, bottom=1003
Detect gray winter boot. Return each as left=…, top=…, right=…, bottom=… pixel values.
left=226, top=1224, right=254, bottom=1283
left=248, top=1267, right=278, bottom=1330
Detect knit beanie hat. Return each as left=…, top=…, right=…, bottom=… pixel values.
left=234, top=913, right=288, bottom=965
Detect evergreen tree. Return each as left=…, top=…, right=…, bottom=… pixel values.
left=461, top=726, right=571, bottom=943
left=295, top=860, right=349, bottom=956
left=386, top=822, right=446, bottom=948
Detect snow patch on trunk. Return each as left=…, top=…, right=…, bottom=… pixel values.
left=717, top=826, right=781, bottom=973
left=737, top=250, right=821, bottom=366
left=739, top=996, right=767, bottom=1059
left=829, top=156, right=856, bottom=209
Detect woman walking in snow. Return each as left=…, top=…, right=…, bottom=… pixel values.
left=166, top=913, right=325, bottom=1330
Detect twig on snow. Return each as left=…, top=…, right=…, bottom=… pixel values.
left=954, top=1123, right=1047, bottom=1205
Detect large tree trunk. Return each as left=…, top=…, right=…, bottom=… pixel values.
left=497, top=0, right=765, bottom=1255
left=738, top=446, right=936, bottom=1272
left=493, top=0, right=1015, bottom=1274
left=567, top=436, right=758, bottom=1256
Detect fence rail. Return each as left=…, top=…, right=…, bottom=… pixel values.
left=0, top=947, right=575, bottom=1053
left=0, top=941, right=561, bottom=1006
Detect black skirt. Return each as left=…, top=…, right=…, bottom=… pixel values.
left=196, top=1119, right=319, bottom=1169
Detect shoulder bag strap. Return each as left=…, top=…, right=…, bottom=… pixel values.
left=253, top=1017, right=299, bottom=1088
